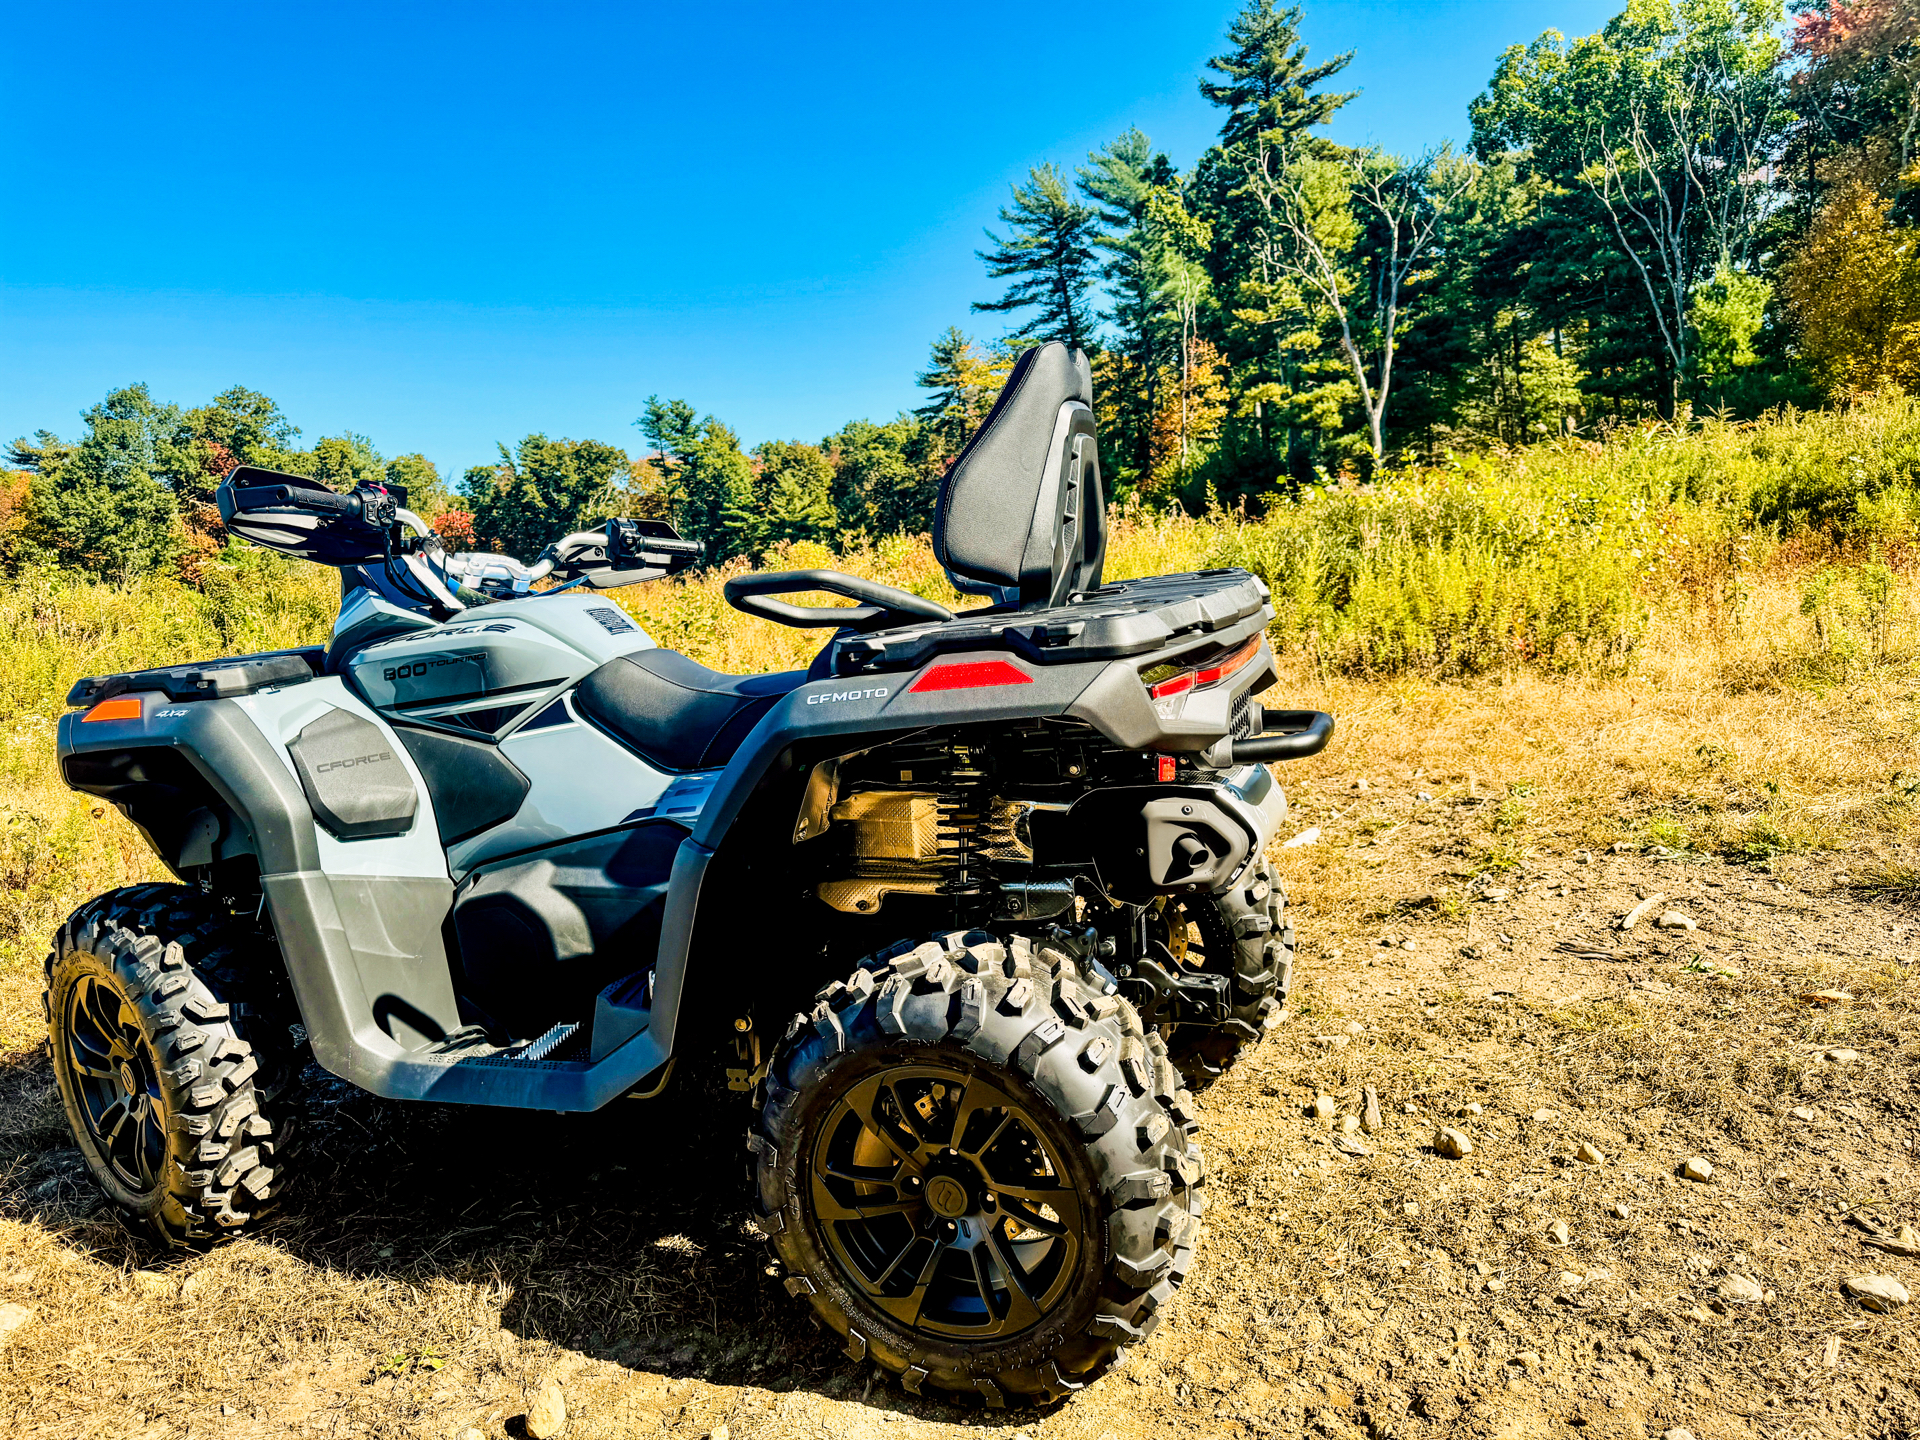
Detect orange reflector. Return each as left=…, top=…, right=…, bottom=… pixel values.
left=82, top=696, right=143, bottom=723
left=1157, top=754, right=1178, bottom=783
left=908, top=659, right=1034, bottom=693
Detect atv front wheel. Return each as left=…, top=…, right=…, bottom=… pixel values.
left=45, top=884, right=302, bottom=1247
left=1156, top=854, right=1292, bottom=1086
left=754, top=930, right=1204, bottom=1406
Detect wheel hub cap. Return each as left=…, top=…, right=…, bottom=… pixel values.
left=924, top=1174, right=970, bottom=1219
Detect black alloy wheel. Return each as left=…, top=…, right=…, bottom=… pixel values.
left=64, top=973, right=168, bottom=1191
left=807, top=1061, right=1088, bottom=1339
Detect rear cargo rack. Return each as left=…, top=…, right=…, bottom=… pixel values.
left=831, top=570, right=1269, bottom=676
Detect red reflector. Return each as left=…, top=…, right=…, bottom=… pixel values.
left=82, top=696, right=143, bottom=723
left=1148, top=670, right=1196, bottom=701
left=908, top=660, right=1034, bottom=693
left=1157, top=754, right=1177, bottom=783
left=1194, top=635, right=1263, bottom=687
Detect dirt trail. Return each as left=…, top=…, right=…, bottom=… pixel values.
left=1, top=828, right=1914, bottom=1441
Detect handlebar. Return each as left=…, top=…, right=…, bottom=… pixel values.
left=230, top=482, right=399, bottom=530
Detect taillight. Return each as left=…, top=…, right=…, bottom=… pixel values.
left=908, top=659, right=1034, bottom=693
left=82, top=696, right=143, bottom=723
left=1144, top=635, right=1263, bottom=715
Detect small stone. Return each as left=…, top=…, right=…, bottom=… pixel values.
left=1403, top=1201, right=1419, bottom=1216
left=1485, top=1277, right=1506, bottom=1292
left=1718, top=1274, right=1764, bottom=1304
left=1402, top=1102, right=1419, bottom=1114
left=1345, top=1020, right=1364, bottom=1036
left=1823, top=1048, right=1860, bottom=1062
left=1619, top=894, right=1666, bottom=930
left=1576, top=1142, right=1605, bottom=1165
left=1787, top=1106, right=1816, bottom=1121
left=1312, top=1095, right=1337, bottom=1121
left=1575, top=849, right=1592, bottom=864
left=1434, top=1127, right=1472, bottom=1159
left=1656, top=911, right=1697, bottom=930
left=1558, top=1270, right=1584, bottom=1287
left=1332, top=1134, right=1370, bottom=1157
left=1423, top=1006, right=1439, bottom=1018
left=1352, top=778, right=1370, bottom=791
left=1844, top=1275, right=1911, bottom=1312
left=1663, top=1429, right=1698, bottom=1440
left=1515, top=1350, right=1542, bottom=1369
left=1282, top=825, right=1321, bottom=849
left=460, top=1431, right=486, bottom=1441
left=1532, top=1108, right=1555, bottom=1123
left=1341, top=1114, right=1362, bottom=1135
left=1475, top=1261, right=1493, bottom=1276
left=525, top=1378, right=567, bottom=1440
left=709, top=1427, right=731, bottom=1441
left=1585, top=1267, right=1613, bottom=1283
left=1611, top=841, right=1635, bottom=853
left=1481, top=887, right=1512, bottom=902
left=1401, top=939, right=1417, bottom=951
left=1610, top=1202, right=1631, bottom=1220
left=1681, top=1157, right=1714, bottom=1183
left=0, top=1305, right=31, bottom=1349
left=1417, top=791, right=1434, bottom=801
left=1549, top=1220, right=1571, bottom=1245
left=1325, top=948, right=1343, bottom=960
left=1362, top=1086, right=1383, bottom=1134
left=1463, top=1102, right=1483, bottom=1116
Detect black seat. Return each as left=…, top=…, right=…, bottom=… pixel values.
left=573, top=650, right=808, bottom=772
left=932, top=341, right=1106, bottom=609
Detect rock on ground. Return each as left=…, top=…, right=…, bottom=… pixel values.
left=526, top=1378, right=567, bottom=1439
left=1682, top=1156, right=1715, bottom=1182
left=1434, top=1126, right=1472, bottom=1158
left=0, top=1305, right=30, bottom=1349
left=1844, top=1275, right=1912, bottom=1312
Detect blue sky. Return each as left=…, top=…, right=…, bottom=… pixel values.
left=2, top=0, right=1618, bottom=479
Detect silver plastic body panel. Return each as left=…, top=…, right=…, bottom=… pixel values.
left=450, top=696, right=678, bottom=875
left=344, top=593, right=658, bottom=721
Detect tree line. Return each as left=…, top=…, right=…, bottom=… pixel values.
left=6, top=0, right=1913, bottom=579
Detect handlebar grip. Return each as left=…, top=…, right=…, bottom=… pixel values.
left=1231, top=708, right=1335, bottom=763
left=231, top=484, right=359, bottom=517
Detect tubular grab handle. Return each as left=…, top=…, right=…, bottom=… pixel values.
left=1231, top=708, right=1335, bottom=763
left=722, top=569, right=955, bottom=631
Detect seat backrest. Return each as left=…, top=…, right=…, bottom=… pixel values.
left=931, top=342, right=1106, bottom=609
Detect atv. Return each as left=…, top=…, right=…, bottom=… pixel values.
left=47, top=342, right=1331, bottom=1405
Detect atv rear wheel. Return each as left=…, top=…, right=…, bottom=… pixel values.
left=1156, top=854, right=1291, bottom=1086
left=754, top=930, right=1204, bottom=1406
left=45, top=884, right=302, bottom=1247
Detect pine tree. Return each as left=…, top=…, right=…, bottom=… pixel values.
left=1199, top=0, right=1356, bottom=150
left=914, top=328, right=1009, bottom=460
left=972, top=164, right=1102, bottom=352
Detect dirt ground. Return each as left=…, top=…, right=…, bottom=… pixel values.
left=1, top=666, right=1916, bottom=1440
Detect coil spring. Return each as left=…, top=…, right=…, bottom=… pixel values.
left=935, top=748, right=992, bottom=896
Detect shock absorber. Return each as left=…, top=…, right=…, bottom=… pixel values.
left=936, top=743, right=992, bottom=906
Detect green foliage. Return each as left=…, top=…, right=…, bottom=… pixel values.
left=1198, top=0, right=1356, bottom=149
left=824, top=415, right=930, bottom=539
left=462, top=434, right=632, bottom=558
left=972, top=163, right=1103, bottom=351
left=11, top=385, right=185, bottom=578
left=1690, top=266, right=1772, bottom=380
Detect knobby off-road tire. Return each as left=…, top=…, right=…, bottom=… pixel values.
left=45, top=883, right=302, bottom=1247
left=1162, top=854, right=1292, bottom=1086
left=753, top=929, right=1206, bottom=1408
